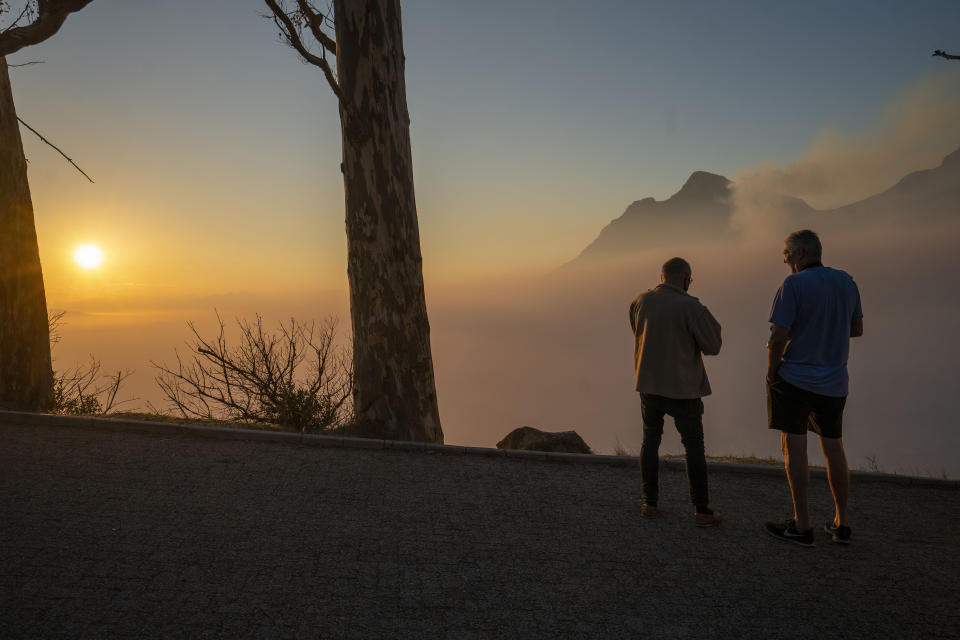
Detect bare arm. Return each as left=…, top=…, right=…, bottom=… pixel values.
left=766, top=323, right=789, bottom=384
left=851, top=318, right=863, bottom=338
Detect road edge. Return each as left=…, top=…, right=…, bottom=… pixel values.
left=1, top=410, right=955, bottom=489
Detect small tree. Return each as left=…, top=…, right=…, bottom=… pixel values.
left=154, top=314, right=354, bottom=433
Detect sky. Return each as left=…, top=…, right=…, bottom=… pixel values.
left=10, top=0, right=958, bottom=293
left=4, top=0, right=960, bottom=472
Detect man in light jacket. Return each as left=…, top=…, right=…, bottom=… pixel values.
left=629, top=257, right=722, bottom=526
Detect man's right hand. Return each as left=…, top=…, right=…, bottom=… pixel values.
left=767, top=324, right=789, bottom=385
left=851, top=319, right=863, bottom=338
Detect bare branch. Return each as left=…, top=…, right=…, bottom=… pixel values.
left=933, top=50, right=960, bottom=60
left=1, top=3, right=33, bottom=35
left=295, top=0, right=336, bottom=55
left=49, top=310, right=136, bottom=416
left=0, top=0, right=96, bottom=57
left=263, top=0, right=345, bottom=105
left=51, top=354, right=135, bottom=415
left=17, top=116, right=94, bottom=182
left=100, top=369, right=134, bottom=413
left=48, top=309, right=66, bottom=346
left=7, top=59, right=44, bottom=67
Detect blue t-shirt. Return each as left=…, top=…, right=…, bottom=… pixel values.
left=769, top=266, right=863, bottom=397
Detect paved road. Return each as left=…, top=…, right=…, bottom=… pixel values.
left=1, top=417, right=958, bottom=639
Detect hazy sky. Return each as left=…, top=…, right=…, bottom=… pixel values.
left=5, top=1, right=960, bottom=471
left=9, top=0, right=959, bottom=303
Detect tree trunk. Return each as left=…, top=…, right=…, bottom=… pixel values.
left=333, top=0, right=442, bottom=443
left=0, top=57, right=53, bottom=411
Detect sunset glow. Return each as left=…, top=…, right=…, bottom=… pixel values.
left=10, top=0, right=959, bottom=478
left=73, top=244, right=104, bottom=270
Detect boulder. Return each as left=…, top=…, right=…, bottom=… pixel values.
left=496, top=426, right=592, bottom=454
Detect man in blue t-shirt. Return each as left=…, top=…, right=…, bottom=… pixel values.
left=764, top=230, right=863, bottom=547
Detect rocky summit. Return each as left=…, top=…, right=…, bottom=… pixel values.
left=567, top=145, right=960, bottom=267
left=573, top=171, right=734, bottom=262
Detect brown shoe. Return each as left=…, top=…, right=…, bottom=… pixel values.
left=694, top=510, right=722, bottom=527
left=641, top=504, right=658, bottom=518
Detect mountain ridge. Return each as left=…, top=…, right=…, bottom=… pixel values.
left=573, top=171, right=734, bottom=262
left=568, top=145, right=960, bottom=267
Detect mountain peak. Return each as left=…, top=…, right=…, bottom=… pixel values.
left=672, top=171, right=731, bottom=201
left=942, top=145, right=960, bottom=167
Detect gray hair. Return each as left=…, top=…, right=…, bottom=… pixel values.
left=785, top=229, right=822, bottom=259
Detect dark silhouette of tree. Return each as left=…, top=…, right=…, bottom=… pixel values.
left=932, top=50, right=959, bottom=60
left=263, top=0, right=442, bottom=443
left=0, top=0, right=96, bottom=411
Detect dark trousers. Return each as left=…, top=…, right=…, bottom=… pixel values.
left=640, top=394, right=709, bottom=509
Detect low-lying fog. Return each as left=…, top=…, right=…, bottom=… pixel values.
left=52, top=213, right=960, bottom=479
left=51, top=69, right=960, bottom=478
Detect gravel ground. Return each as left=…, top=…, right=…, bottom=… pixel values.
left=1, top=417, right=957, bottom=639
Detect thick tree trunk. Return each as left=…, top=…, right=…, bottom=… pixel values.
left=0, top=57, right=53, bottom=411
left=334, top=0, right=442, bottom=443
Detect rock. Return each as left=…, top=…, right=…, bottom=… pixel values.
left=496, top=426, right=592, bottom=454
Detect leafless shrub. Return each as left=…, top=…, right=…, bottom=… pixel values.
left=153, top=313, right=353, bottom=433
left=612, top=437, right=633, bottom=457
left=48, top=311, right=134, bottom=416
left=52, top=357, right=131, bottom=415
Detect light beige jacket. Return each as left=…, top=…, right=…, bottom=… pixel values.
left=629, top=284, right=722, bottom=399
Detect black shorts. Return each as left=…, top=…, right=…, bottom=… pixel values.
left=767, top=375, right=846, bottom=438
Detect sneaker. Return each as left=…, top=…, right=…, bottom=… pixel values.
left=765, top=520, right=814, bottom=547
left=824, top=522, right=852, bottom=544
left=641, top=503, right=658, bottom=518
left=694, top=509, right=722, bottom=527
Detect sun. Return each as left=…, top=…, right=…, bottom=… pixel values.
left=73, top=244, right=104, bottom=270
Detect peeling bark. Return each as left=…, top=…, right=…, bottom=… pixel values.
left=334, top=0, right=441, bottom=443
left=0, top=56, right=53, bottom=411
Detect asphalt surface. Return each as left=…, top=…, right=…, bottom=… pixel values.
left=1, top=416, right=958, bottom=639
